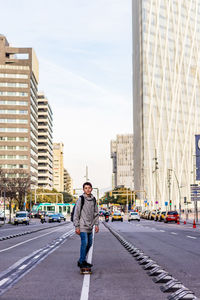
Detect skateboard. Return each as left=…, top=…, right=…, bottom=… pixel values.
left=80, top=267, right=92, bottom=275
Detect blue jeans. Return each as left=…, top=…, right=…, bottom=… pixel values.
left=79, top=232, right=93, bottom=263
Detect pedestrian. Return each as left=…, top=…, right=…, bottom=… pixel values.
left=73, top=182, right=99, bottom=268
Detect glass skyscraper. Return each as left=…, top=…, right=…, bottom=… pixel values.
left=133, top=0, right=200, bottom=209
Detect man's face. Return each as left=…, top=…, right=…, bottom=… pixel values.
left=83, top=185, right=92, bottom=196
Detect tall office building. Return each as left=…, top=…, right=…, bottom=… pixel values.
left=0, top=35, right=39, bottom=183
left=110, top=134, right=134, bottom=189
left=38, top=92, right=53, bottom=189
left=133, top=1, right=200, bottom=208
left=53, top=142, right=64, bottom=192
left=64, top=168, right=73, bottom=195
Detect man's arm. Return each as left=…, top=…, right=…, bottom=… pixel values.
left=73, top=197, right=81, bottom=234
left=94, top=200, right=99, bottom=233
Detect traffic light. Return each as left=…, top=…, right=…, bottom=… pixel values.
left=169, top=200, right=172, bottom=206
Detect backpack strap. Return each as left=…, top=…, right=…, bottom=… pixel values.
left=80, top=195, right=96, bottom=214
left=93, top=197, right=96, bottom=211
left=80, top=195, right=85, bottom=213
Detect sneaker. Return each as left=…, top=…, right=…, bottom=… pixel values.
left=79, top=261, right=88, bottom=268
left=85, top=262, right=93, bottom=268
left=77, top=261, right=81, bottom=267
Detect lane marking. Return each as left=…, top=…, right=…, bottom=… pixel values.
left=0, top=229, right=75, bottom=296
left=187, top=236, right=197, bottom=239
left=0, top=226, right=67, bottom=253
left=159, top=230, right=165, bottom=232
left=0, top=278, right=9, bottom=287
left=171, top=232, right=177, bottom=235
left=80, top=229, right=95, bottom=300
left=19, top=264, right=27, bottom=270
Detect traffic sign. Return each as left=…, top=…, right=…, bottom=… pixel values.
left=165, top=201, right=168, bottom=206
left=155, top=201, right=158, bottom=204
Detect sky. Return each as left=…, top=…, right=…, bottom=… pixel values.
left=0, top=0, right=132, bottom=194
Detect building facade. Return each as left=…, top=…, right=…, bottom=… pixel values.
left=53, top=142, right=64, bottom=192
left=0, top=35, right=38, bottom=183
left=38, top=92, right=53, bottom=189
left=64, top=168, right=73, bottom=195
left=110, top=134, right=134, bottom=189
left=132, top=1, right=200, bottom=208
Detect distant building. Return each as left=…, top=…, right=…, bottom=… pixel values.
left=64, top=168, right=73, bottom=195
left=53, top=142, right=64, bottom=192
left=0, top=35, right=39, bottom=183
left=37, top=92, right=53, bottom=189
left=110, top=134, right=134, bottom=189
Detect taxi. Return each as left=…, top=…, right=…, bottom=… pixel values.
left=111, top=212, right=123, bottom=222
left=158, top=211, right=166, bottom=222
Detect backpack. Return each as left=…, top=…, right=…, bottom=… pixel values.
left=71, top=195, right=96, bottom=222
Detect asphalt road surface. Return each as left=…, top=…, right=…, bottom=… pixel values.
left=0, top=219, right=199, bottom=299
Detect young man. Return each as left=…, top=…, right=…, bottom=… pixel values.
left=73, top=182, right=99, bottom=268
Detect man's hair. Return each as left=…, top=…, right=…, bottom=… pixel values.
left=83, top=182, right=92, bottom=189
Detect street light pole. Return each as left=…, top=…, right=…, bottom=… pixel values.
left=3, top=187, right=6, bottom=225
left=169, top=169, right=181, bottom=218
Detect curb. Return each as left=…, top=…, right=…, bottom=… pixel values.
left=0, top=222, right=70, bottom=242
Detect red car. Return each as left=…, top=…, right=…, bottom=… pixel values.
left=164, top=211, right=179, bottom=223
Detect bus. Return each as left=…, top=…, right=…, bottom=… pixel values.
left=31, top=203, right=75, bottom=215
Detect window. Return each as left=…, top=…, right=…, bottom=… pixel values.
left=0, top=109, right=28, bottom=114
left=0, top=119, right=28, bottom=124
left=0, top=100, right=28, bottom=106
left=0, top=136, right=28, bottom=142
left=0, top=73, right=28, bottom=79
left=0, top=82, right=28, bottom=88
left=0, top=128, right=28, bottom=133
left=0, top=91, right=28, bottom=97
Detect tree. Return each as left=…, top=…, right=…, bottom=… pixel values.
left=14, top=171, right=32, bottom=210
left=100, top=187, right=135, bottom=208
left=0, top=169, right=33, bottom=221
left=62, top=192, right=73, bottom=203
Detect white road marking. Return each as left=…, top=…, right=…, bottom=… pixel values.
left=19, top=264, right=27, bottom=270
left=159, top=230, right=165, bottom=232
left=171, top=232, right=177, bottom=235
left=187, top=235, right=197, bottom=239
left=0, top=226, right=68, bottom=253
left=34, top=255, right=40, bottom=259
left=0, top=278, right=9, bottom=287
left=80, top=229, right=95, bottom=300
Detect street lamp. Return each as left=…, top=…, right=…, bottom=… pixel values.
left=168, top=169, right=182, bottom=218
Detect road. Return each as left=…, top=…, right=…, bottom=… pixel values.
left=0, top=219, right=199, bottom=299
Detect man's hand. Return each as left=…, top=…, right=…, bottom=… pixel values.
left=75, top=227, right=80, bottom=235
left=95, top=225, right=99, bottom=233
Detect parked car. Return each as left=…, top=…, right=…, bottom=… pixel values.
left=128, top=212, right=140, bottom=222
left=154, top=211, right=161, bottom=221
left=158, top=211, right=166, bottom=222
left=146, top=211, right=152, bottom=219
left=48, top=214, right=61, bottom=223
left=14, top=211, right=30, bottom=225
left=142, top=210, right=150, bottom=219
left=111, top=212, right=123, bottom=222
left=0, top=211, right=6, bottom=221
left=149, top=210, right=159, bottom=220
left=57, top=213, right=66, bottom=221
left=164, top=211, right=179, bottom=223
